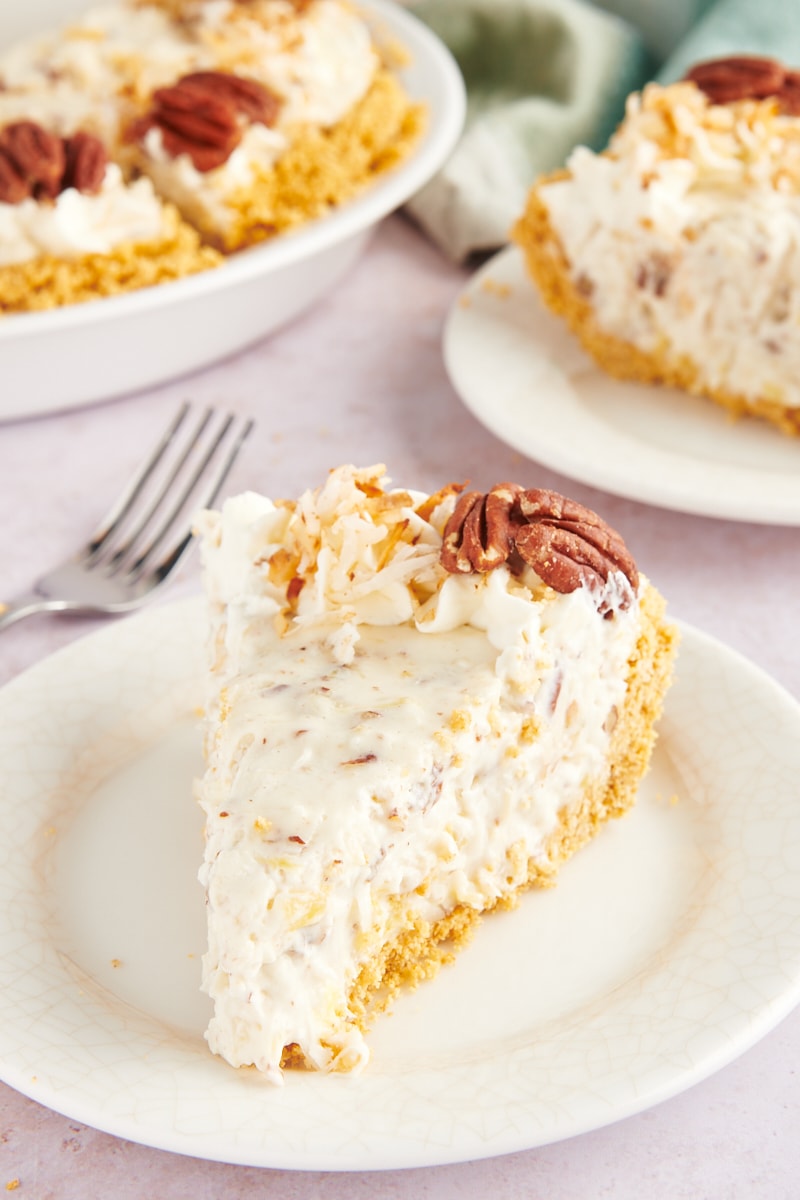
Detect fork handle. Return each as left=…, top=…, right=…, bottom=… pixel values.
left=0, top=592, right=65, bottom=631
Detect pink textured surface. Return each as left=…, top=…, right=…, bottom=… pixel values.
left=1, top=216, right=799, bottom=1198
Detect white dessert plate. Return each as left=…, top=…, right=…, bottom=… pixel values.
left=4, top=604, right=800, bottom=1166
left=444, top=246, right=800, bottom=525
left=1, top=600, right=800, bottom=1171
left=0, top=0, right=465, bottom=422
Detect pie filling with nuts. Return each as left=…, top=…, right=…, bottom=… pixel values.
left=0, top=0, right=423, bottom=310
left=194, top=465, right=677, bottom=1081
left=513, top=55, right=800, bottom=436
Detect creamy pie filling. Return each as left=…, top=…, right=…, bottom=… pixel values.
left=195, top=468, right=645, bottom=1082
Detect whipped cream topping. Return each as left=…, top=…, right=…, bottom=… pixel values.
left=196, top=466, right=643, bottom=1081
left=0, top=164, right=166, bottom=266
left=540, top=81, right=800, bottom=408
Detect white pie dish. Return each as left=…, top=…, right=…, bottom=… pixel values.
left=0, top=0, right=465, bottom=422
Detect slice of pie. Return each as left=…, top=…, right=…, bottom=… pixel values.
left=195, top=465, right=677, bottom=1082
left=512, top=56, right=800, bottom=435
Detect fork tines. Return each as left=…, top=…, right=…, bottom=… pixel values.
left=85, top=403, right=253, bottom=584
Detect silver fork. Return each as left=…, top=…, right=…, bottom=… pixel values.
left=0, top=403, right=253, bottom=631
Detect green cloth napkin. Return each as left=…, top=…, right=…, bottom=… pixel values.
left=406, top=0, right=652, bottom=261
left=658, top=0, right=800, bottom=82
left=593, top=0, right=716, bottom=59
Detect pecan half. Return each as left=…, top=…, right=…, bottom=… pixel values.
left=178, top=71, right=281, bottom=127
left=516, top=489, right=639, bottom=588
left=685, top=55, right=800, bottom=112
left=514, top=519, right=627, bottom=607
left=441, top=483, right=521, bottom=573
left=0, top=121, right=112, bottom=203
left=151, top=82, right=242, bottom=171
left=778, top=69, right=800, bottom=115
left=0, top=148, right=29, bottom=204
left=439, top=482, right=639, bottom=613
left=0, top=121, right=65, bottom=200
left=131, top=70, right=281, bottom=173
left=62, top=131, right=107, bottom=194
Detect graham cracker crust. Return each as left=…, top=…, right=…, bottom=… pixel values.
left=0, top=205, right=221, bottom=314
left=512, top=173, right=800, bottom=437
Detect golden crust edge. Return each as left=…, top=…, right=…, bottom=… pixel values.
left=511, top=172, right=800, bottom=437
left=0, top=204, right=222, bottom=313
